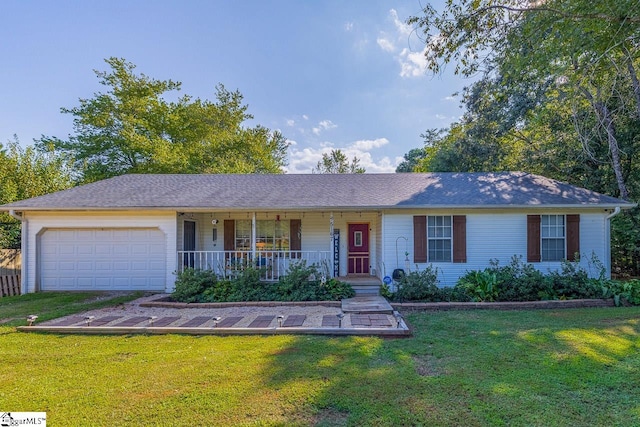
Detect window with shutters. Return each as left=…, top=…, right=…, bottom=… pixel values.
left=427, top=216, right=452, bottom=262
left=541, top=215, right=565, bottom=261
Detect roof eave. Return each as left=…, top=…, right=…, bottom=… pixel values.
left=1, top=202, right=635, bottom=212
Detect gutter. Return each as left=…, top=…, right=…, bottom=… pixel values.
left=9, top=210, right=27, bottom=294
left=606, top=206, right=621, bottom=220
left=0, top=202, right=637, bottom=212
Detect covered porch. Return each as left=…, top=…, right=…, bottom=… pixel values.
left=176, top=210, right=382, bottom=283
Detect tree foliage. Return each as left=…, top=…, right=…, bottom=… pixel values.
left=0, top=138, right=74, bottom=248
left=37, top=58, right=289, bottom=182
left=312, top=149, right=365, bottom=174
left=409, top=0, right=640, bottom=198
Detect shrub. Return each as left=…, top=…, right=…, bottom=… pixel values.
left=395, top=265, right=441, bottom=301
left=277, top=261, right=354, bottom=301
left=227, top=267, right=276, bottom=301
left=601, top=279, right=640, bottom=306
left=322, top=278, right=356, bottom=300
left=543, top=260, right=598, bottom=300
left=490, top=256, right=547, bottom=302
left=173, top=268, right=218, bottom=303
left=172, top=262, right=353, bottom=303
left=457, top=270, right=499, bottom=302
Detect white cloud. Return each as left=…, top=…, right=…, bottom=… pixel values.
left=286, top=119, right=295, bottom=127
left=435, top=114, right=447, bottom=120
left=350, top=138, right=389, bottom=150
left=377, top=9, right=429, bottom=78
left=390, top=9, right=412, bottom=38
left=285, top=139, right=398, bottom=174
left=444, top=95, right=456, bottom=102
left=312, top=119, right=338, bottom=136
left=376, top=35, right=395, bottom=52
left=302, top=114, right=309, bottom=120
left=398, top=47, right=428, bottom=78
left=344, top=21, right=354, bottom=31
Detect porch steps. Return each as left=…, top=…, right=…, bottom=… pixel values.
left=339, top=276, right=382, bottom=296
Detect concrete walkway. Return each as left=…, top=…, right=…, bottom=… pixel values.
left=341, top=296, right=394, bottom=314
left=17, top=294, right=410, bottom=337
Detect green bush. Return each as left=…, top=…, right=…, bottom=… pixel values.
left=488, top=256, right=546, bottom=301
left=172, top=268, right=218, bottom=303
left=172, top=262, right=354, bottom=303
left=277, top=261, right=354, bottom=301
left=601, top=279, right=640, bottom=306
left=543, top=260, right=598, bottom=300
left=395, top=265, right=442, bottom=301
left=322, top=278, right=356, bottom=300
left=457, top=270, right=499, bottom=302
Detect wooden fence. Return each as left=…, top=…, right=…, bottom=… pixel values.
left=0, top=249, right=21, bottom=296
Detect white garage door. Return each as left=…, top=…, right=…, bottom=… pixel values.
left=40, top=228, right=166, bottom=291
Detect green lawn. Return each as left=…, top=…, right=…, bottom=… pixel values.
left=0, top=294, right=639, bottom=426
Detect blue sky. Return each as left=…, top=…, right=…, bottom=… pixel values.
left=1, top=1, right=472, bottom=173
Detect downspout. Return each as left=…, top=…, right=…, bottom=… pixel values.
left=329, top=212, right=334, bottom=278
left=604, top=207, right=622, bottom=279
left=9, top=210, right=27, bottom=294
left=251, top=212, right=256, bottom=262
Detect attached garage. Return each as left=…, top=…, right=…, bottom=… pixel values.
left=39, top=228, right=166, bottom=291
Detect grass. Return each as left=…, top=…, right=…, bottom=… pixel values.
left=0, top=291, right=143, bottom=326
left=0, top=294, right=639, bottom=426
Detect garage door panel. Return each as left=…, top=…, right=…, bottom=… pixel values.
left=58, top=245, right=76, bottom=255
left=40, top=228, right=166, bottom=291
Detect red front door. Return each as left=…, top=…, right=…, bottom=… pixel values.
left=348, top=223, right=369, bottom=274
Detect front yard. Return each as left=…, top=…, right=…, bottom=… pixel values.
left=0, top=293, right=639, bottom=426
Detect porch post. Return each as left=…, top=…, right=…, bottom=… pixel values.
left=251, top=212, right=256, bottom=260
left=329, top=211, right=334, bottom=278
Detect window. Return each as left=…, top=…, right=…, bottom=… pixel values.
left=427, top=216, right=452, bottom=262
left=541, top=215, right=565, bottom=261
left=354, top=231, right=363, bottom=247
left=236, top=220, right=290, bottom=251
left=235, top=220, right=252, bottom=251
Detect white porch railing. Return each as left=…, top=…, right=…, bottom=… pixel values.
left=177, top=250, right=332, bottom=281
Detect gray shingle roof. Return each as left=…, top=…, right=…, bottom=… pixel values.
left=0, top=172, right=633, bottom=211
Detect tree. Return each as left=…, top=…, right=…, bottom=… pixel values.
left=396, top=148, right=428, bottom=172
left=409, top=0, right=640, bottom=198
left=0, top=137, right=74, bottom=248
left=312, top=149, right=365, bottom=174
left=37, top=58, right=289, bottom=182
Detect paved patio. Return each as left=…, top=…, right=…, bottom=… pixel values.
left=17, top=294, right=410, bottom=337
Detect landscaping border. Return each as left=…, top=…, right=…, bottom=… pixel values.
left=392, top=298, right=615, bottom=311
left=144, top=296, right=617, bottom=311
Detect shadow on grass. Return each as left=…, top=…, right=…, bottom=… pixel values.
left=259, top=308, right=640, bottom=426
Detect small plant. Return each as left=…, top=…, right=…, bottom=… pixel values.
left=457, top=270, right=499, bottom=302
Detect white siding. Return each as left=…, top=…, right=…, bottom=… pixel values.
left=24, top=211, right=177, bottom=293
left=382, top=210, right=609, bottom=287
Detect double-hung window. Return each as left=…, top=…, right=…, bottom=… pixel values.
left=427, top=216, right=452, bottom=262
left=541, top=214, right=565, bottom=261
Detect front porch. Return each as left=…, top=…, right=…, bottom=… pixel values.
left=177, top=250, right=332, bottom=281
left=177, top=210, right=383, bottom=286
left=176, top=251, right=382, bottom=295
